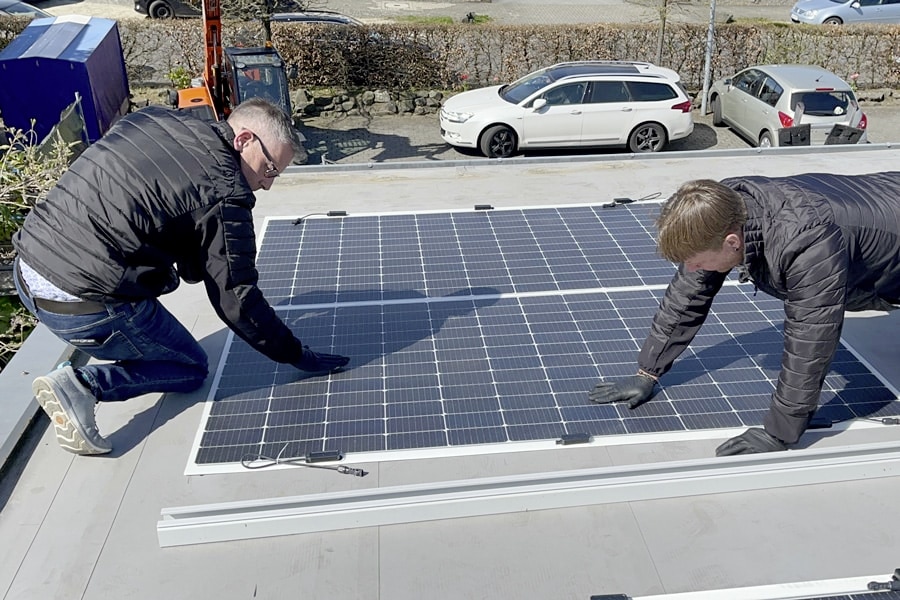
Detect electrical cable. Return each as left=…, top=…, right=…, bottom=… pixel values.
left=600, top=191, right=662, bottom=208
left=868, top=568, right=900, bottom=591
left=863, top=416, right=900, bottom=425
left=240, top=444, right=368, bottom=477
left=292, top=213, right=327, bottom=225
left=292, top=211, right=348, bottom=225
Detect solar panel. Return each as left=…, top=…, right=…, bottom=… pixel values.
left=256, top=205, right=675, bottom=305
left=190, top=205, right=900, bottom=467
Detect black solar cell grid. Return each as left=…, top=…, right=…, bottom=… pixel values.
left=192, top=206, right=899, bottom=465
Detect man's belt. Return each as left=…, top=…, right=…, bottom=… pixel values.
left=15, top=265, right=110, bottom=316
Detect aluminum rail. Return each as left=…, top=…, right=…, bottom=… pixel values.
left=632, top=573, right=893, bottom=600
left=158, top=440, right=900, bottom=547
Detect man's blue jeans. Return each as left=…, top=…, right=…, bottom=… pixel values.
left=14, top=262, right=208, bottom=402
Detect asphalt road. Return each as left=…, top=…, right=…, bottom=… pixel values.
left=298, top=101, right=900, bottom=165
left=37, top=0, right=794, bottom=26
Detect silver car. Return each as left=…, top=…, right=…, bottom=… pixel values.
left=708, top=64, right=868, bottom=148
left=791, top=0, right=900, bottom=25
left=0, top=0, right=51, bottom=18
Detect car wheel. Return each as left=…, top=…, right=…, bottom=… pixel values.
left=628, top=122, right=667, bottom=153
left=759, top=131, right=775, bottom=148
left=148, top=0, right=174, bottom=18
left=822, top=16, right=842, bottom=24
left=711, top=96, right=724, bottom=126
left=479, top=125, right=517, bottom=158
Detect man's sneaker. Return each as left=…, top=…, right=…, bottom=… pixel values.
left=32, top=366, right=111, bottom=455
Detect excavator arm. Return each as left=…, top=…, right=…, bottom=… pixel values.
left=175, top=0, right=222, bottom=119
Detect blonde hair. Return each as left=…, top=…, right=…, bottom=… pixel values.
left=657, top=179, right=747, bottom=263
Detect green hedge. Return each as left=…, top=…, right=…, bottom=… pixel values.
left=2, top=17, right=899, bottom=91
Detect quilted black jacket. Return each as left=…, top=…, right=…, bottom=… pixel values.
left=637, top=172, right=900, bottom=443
left=13, top=106, right=306, bottom=365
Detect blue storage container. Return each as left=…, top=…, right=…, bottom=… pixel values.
left=0, top=15, right=130, bottom=144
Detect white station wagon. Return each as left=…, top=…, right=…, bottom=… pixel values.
left=440, top=61, right=695, bottom=158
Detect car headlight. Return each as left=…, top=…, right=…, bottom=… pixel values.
left=441, top=109, right=474, bottom=123
left=800, top=8, right=817, bottom=16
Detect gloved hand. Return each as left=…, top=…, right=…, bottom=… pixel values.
left=293, top=346, right=349, bottom=373
left=588, top=374, right=656, bottom=409
left=715, top=428, right=787, bottom=456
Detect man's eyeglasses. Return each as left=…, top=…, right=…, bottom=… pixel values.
left=254, top=134, right=279, bottom=178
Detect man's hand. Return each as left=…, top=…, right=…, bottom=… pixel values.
left=588, top=374, right=656, bottom=409
left=293, top=346, right=349, bottom=374
left=715, top=428, right=787, bottom=456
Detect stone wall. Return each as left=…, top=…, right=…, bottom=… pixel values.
left=292, top=89, right=445, bottom=117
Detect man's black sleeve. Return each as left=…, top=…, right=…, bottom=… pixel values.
left=200, top=199, right=305, bottom=364
left=764, top=222, right=847, bottom=443
left=637, top=265, right=728, bottom=379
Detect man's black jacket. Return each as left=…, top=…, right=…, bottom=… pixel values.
left=13, top=106, right=306, bottom=366
left=638, top=172, right=900, bottom=444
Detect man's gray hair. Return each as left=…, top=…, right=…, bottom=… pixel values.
left=227, top=97, right=302, bottom=157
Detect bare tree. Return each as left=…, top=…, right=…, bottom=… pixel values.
left=224, top=0, right=328, bottom=43
left=656, top=0, right=668, bottom=65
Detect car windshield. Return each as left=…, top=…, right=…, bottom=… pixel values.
left=499, top=68, right=557, bottom=104
left=4, top=1, right=46, bottom=15
left=790, top=90, right=856, bottom=116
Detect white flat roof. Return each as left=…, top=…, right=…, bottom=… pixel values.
left=2, top=146, right=900, bottom=600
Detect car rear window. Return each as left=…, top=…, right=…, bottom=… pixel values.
left=790, top=91, right=855, bottom=116
left=625, top=81, right=678, bottom=102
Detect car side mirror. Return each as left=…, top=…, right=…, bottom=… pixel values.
left=724, top=78, right=732, bottom=87
left=531, top=98, right=547, bottom=110
left=851, top=1, right=861, bottom=6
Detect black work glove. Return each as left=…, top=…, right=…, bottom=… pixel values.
left=293, top=346, right=349, bottom=374
left=715, top=428, right=787, bottom=457
left=588, top=374, right=656, bottom=409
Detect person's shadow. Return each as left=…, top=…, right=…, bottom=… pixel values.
left=657, top=327, right=898, bottom=431
left=137, top=287, right=500, bottom=462
left=301, top=121, right=449, bottom=164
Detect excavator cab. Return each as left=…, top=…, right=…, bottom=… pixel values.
left=223, top=46, right=293, bottom=118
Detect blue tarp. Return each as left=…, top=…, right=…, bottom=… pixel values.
left=0, top=15, right=130, bottom=144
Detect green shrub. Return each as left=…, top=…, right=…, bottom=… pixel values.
left=0, top=295, right=35, bottom=370
left=167, top=66, right=193, bottom=90
left=0, top=125, right=71, bottom=370
left=0, top=126, right=72, bottom=245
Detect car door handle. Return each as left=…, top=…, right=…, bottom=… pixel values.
left=570, top=110, right=582, bottom=115
left=621, top=107, right=633, bottom=112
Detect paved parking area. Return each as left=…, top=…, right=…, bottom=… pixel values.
left=299, top=102, right=900, bottom=165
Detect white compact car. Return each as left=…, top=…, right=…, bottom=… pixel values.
left=791, top=0, right=900, bottom=25
left=708, top=64, right=867, bottom=148
left=439, top=61, right=695, bottom=158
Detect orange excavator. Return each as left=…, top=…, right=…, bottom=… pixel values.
left=176, top=0, right=294, bottom=124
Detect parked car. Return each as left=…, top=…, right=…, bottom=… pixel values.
left=0, top=0, right=51, bottom=18
left=134, top=0, right=304, bottom=19
left=439, top=61, right=694, bottom=158
left=270, top=9, right=362, bottom=25
left=791, top=0, right=900, bottom=25
left=133, top=0, right=198, bottom=19
left=708, top=64, right=867, bottom=148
